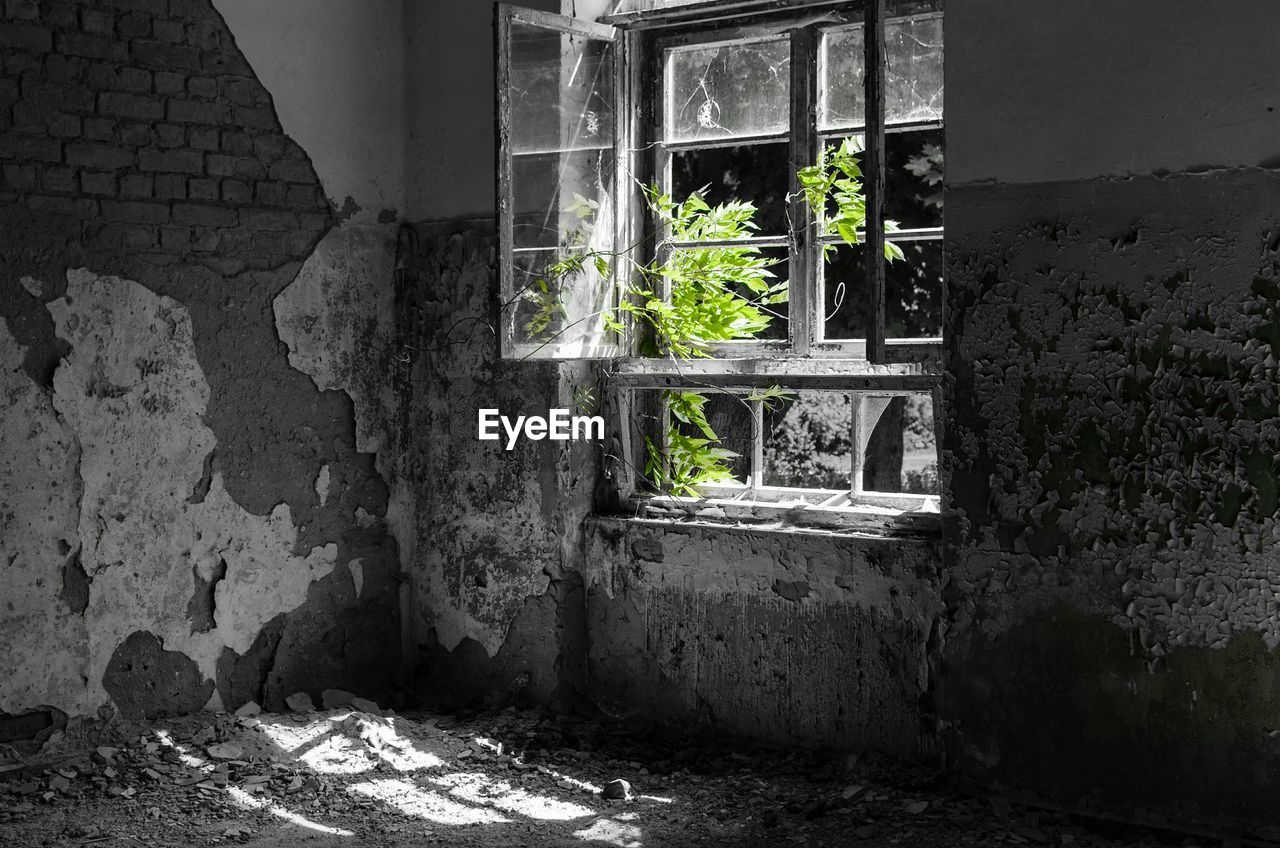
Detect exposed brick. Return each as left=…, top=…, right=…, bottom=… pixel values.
left=207, top=154, right=263, bottom=180
left=167, top=98, right=228, bottom=124
left=187, top=75, right=216, bottom=98
left=220, top=131, right=252, bottom=156
left=44, top=55, right=82, bottom=83
left=121, top=173, right=154, bottom=199
left=84, top=63, right=119, bottom=90
left=132, top=39, right=200, bottom=70
left=2, top=163, right=36, bottom=190
left=219, top=77, right=256, bottom=107
left=253, top=181, right=285, bottom=207
left=118, top=12, right=150, bottom=40
left=57, top=32, right=127, bottom=62
left=201, top=50, right=251, bottom=77
left=113, top=0, right=167, bottom=14
left=152, top=18, right=184, bottom=42
left=29, top=195, right=97, bottom=217
left=287, top=184, right=322, bottom=210
left=202, top=256, right=244, bottom=276
left=80, top=9, right=114, bottom=36
left=299, top=211, right=328, bottom=231
left=80, top=171, right=116, bottom=196
left=138, top=147, right=202, bottom=174
left=239, top=208, right=296, bottom=232
left=234, top=106, right=275, bottom=131
left=5, top=50, right=40, bottom=76
left=221, top=179, right=250, bottom=203
left=83, top=117, right=115, bottom=141
left=153, top=173, right=185, bottom=199
left=267, top=160, right=313, bottom=184
left=159, top=227, right=188, bottom=252
left=253, top=135, right=283, bottom=161
left=117, top=68, right=152, bottom=93
left=188, top=126, right=218, bottom=151
left=43, top=4, right=76, bottom=28
left=154, top=71, right=185, bottom=95
left=22, top=80, right=96, bottom=112
left=185, top=22, right=218, bottom=51
left=10, top=100, right=49, bottom=132
left=119, top=123, right=152, bottom=145
left=186, top=177, right=216, bottom=200
left=41, top=167, right=75, bottom=193
left=102, top=200, right=170, bottom=224
left=3, top=0, right=38, bottom=21
left=155, top=123, right=184, bottom=148
left=66, top=141, right=135, bottom=170
left=191, top=227, right=218, bottom=251
left=0, top=135, right=62, bottom=162
left=0, top=77, right=16, bottom=104
left=0, top=22, right=51, bottom=52
left=122, top=226, right=157, bottom=249
left=49, top=113, right=81, bottom=138
left=173, top=202, right=234, bottom=227
left=169, top=0, right=220, bottom=20
left=99, top=92, right=164, bottom=120
left=251, top=230, right=283, bottom=256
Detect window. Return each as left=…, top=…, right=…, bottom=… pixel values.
left=497, top=0, right=943, bottom=528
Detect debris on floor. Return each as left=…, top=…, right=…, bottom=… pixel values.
left=0, top=704, right=1257, bottom=847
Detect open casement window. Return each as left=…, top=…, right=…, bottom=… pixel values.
left=497, top=0, right=944, bottom=525
left=497, top=6, right=625, bottom=359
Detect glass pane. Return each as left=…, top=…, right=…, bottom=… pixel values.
left=823, top=240, right=944, bottom=340
left=764, top=391, right=852, bottom=489
left=819, top=25, right=864, bottom=131
left=860, top=394, right=938, bottom=494
left=665, top=38, right=790, bottom=143
left=820, top=11, right=944, bottom=130
left=885, top=12, right=943, bottom=125
left=671, top=142, right=790, bottom=235
left=512, top=148, right=615, bottom=250
left=509, top=21, right=614, bottom=155
left=885, top=128, right=944, bottom=229
left=509, top=249, right=615, bottom=350
left=667, top=246, right=789, bottom=343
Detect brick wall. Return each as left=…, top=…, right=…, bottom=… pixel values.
left=0, top=0, right=331, bottom=275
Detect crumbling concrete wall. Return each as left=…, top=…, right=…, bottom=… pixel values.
left=939, top=0, right=1280, bottom=821
left=585, top=520, right=944, bottom=757
left=0, top=0, right=402, bottom=730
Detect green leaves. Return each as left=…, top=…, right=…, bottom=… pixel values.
left=799, top=135, right=903, bottom=262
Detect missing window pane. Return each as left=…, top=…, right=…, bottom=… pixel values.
left=509, top=21, right=614, bottom=156
left=665, top=38, right=790, bottom=143
left=671, top=142, right=790, bottom=235
left=823, top=241, right=944, bottom=341
left=666, top=246, right=789, bottom=343
left=885, top=128, right=944, bottom=229
left=763, top=391, right=852, bottom=489
left=637, top=389, right=753, bottom=493
left=512, top=149, right=615, bottom=251
left=858, top=394, right=938, bottom=495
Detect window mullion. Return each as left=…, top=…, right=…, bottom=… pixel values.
left=788, top=25, right=818, bottom=357
left=863, top=0, right=887, bottom=363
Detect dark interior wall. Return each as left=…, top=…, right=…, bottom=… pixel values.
left=0, top=0, right=402, bottom=727
left=941, top=0, right=1280, bottom=822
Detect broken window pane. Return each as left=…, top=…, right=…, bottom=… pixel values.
left=819, top=25, right=864, bottom=131
left=764, top=391, right=853, bottom=489
left=823, top=240, right=944, bottom=340
left=671, top=141, right=790, bottom=235
left=885, top=12, right=943, bottom=125
left=508, top=21, right=614, bottom=156
left=820, top=11, right=943, bottom=131
left=858, top=394, right=938, bottom=495
left=885, top=128, right=944, bottom=229
left=665, top=37, right=790, bottom=143
left=509, top=248, right=615, bottom=351
left=666, top=246, right=789, bottom=342
left=512, top=149, right=615, bottom=251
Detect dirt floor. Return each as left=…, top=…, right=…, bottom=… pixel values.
left=0, top=699, right=1268, bottom=848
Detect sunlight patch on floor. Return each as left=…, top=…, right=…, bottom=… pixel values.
left=429, top=771, right=597, bottom=821
left=574, top=817, right=644, bottom=847
left=226, top=786, right=355, bottom=836
left=350, top=778, right=511, bottom=825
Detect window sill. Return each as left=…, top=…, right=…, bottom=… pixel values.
left=612, top=493, right=941, bottom=538
left=608, top=355, right=942, bottom=389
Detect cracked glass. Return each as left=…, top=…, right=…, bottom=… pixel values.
left=665, top=37, right=790, bottom=144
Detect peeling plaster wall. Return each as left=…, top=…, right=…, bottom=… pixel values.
left=940, top=0, right=1280, bottom=821
left=0, top=0, right=401, bottom=725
